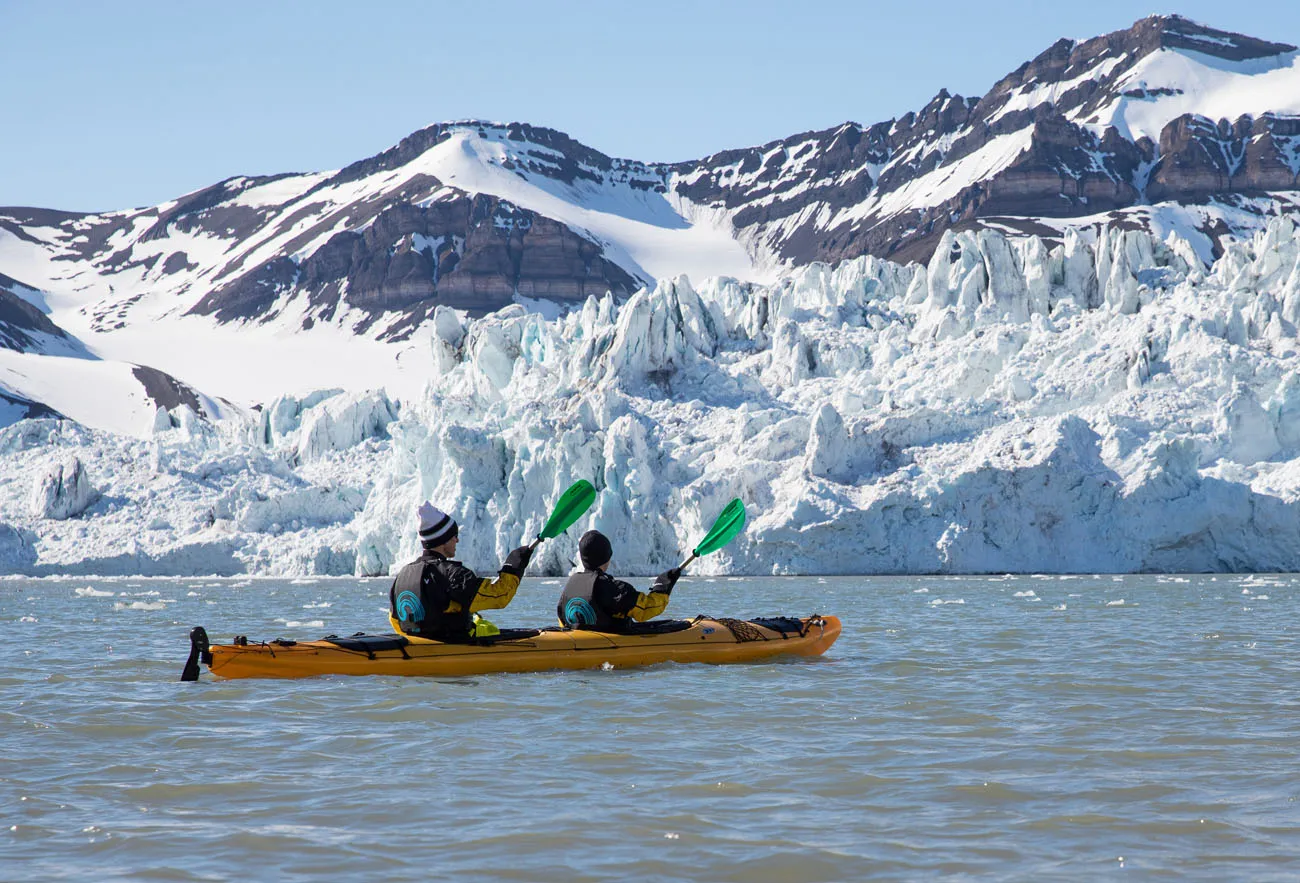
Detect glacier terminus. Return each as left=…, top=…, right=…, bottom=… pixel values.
left=3, top=15, right=1300, bottom=577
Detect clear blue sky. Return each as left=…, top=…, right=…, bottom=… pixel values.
left=3, top=0, right=1298, bottom=212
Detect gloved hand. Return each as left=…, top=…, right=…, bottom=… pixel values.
left=502, top=544, right=535, bottom=576
left=654, top=567, right=681, bottom=594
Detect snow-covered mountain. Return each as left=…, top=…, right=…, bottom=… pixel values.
left=3, top=15, right=1300, bottom=429
left=0, top=124, right=765, bottom=428
left=676, top=16, right=1300, bottom=265
left=6, top=15, right=1300, bottom=577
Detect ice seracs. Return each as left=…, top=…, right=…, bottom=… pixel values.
left=6, top=217, right=1300, bottom=575
left=29, top=456, right=98, bottom=520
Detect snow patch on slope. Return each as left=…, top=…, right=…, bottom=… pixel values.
left=0, top=352, right=165, bottom=437
left=397, top=129, right=766, bottom=284
left=1091, top=48, right=1300, bottom=140
left=837, top=129, right=1037, bottom=226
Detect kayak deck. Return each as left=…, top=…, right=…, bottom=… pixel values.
left=188, top=615, right=841, bottom=680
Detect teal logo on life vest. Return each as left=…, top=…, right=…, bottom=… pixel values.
left=395, top=590, right=425, bottom=624
left=563, top=598, right=597, bottom=628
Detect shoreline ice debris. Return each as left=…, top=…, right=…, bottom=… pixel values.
left=6, top=219, right=1300, bottom=576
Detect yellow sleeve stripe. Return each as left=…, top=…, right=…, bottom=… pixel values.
left=629, top=591, right=670, bottom=622
left=469, top=572, right=521, bottom=613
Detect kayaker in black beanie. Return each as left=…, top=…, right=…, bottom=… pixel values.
left=555, top=529, right=680, bottom=632
left=389, top=501, right=534, bottom=640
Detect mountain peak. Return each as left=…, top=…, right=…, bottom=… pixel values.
left=1116, top=14, right=1296, bottom=62
left=329, top=119, right=627, bottom=190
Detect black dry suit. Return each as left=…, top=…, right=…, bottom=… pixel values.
left=556, top=569, right=678, bottom=633
left=390, top=548, right=528, bottom=641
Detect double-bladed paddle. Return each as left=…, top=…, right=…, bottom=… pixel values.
left=678, top=497, right=746, bottom=571
left=527, top=479, right=598, bottom=551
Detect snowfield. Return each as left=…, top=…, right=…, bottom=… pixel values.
left=5, top=216, right=1300, bottom=577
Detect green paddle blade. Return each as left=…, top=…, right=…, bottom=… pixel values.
left=692, top=498, right=746, bottom=557
left=538, top=480, right=597, bottom=540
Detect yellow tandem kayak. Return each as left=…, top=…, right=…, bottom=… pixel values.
left=181, top=615, right=841, bottom=680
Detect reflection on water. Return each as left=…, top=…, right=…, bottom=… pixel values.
left=3, top=574, right=1300, bottom=880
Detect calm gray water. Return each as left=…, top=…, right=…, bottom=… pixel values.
left=3, top=573, right=1299, bottom=881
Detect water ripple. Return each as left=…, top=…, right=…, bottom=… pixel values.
left=4, top=574, right=1300, bottom=880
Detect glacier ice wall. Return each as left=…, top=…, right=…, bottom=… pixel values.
left=6, top=218, right=1300, bottom=576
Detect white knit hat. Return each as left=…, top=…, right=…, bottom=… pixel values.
left=417, top=501, right=458, bottom=546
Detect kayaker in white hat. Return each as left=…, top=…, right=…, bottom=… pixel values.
left=389, top=501, right=534, bottom=640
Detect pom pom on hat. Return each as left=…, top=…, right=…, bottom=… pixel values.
left=418, top=501, right=458, bottom=546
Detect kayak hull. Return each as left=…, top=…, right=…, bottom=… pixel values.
left=202, top=615, right=841, bottom=680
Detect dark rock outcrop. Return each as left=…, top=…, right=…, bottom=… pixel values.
left=190, top=192, right=639, bottom=327
left=0, top=389, right=61, bottom=421
left=1147, top=113, right=1300, bottom=202
left=131, top=365, right=206, bottom=414
left=0, top=280, right=68, bottom=353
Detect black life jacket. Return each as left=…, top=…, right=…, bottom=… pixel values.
left=390, top=552, right=473, bottom=640
left=557, top=570, right=625, bottom=632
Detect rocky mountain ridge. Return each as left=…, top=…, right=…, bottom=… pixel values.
left=672, top=15, right=1300, bottom=266
left=4, top=18, right=1299, bottom=328
left=1, top=15, right=1300, bottom=431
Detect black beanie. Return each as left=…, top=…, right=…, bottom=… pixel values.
left=578, top=530, right=612, bottom=570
